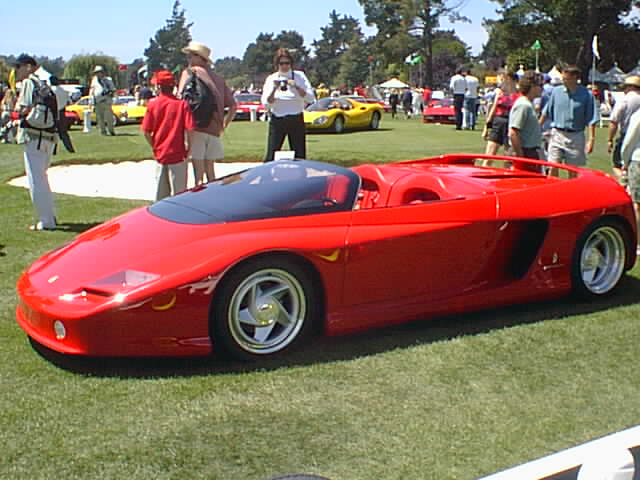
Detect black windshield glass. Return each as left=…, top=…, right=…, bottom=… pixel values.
left=148, top=160, right=360, bottom=225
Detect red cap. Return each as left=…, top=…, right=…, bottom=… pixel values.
left=151, top=70, right=175, bottom=87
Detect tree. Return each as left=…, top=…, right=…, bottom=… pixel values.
left=359, top=0, right=470, bottom=86
left=336, top=35, right=370, bottom=88
left=484, top=0, right=640, bottom=79
left=144, top=1, right=193, bottom=74
left=214, top=56, right=249, bottom=89
left=36, top=56, right=66, bottom=77
left=312, top=10, right=364, bottom=86
left=243, top=31, right=308, bottom=85
left=63, top=54, right=120, bottom=87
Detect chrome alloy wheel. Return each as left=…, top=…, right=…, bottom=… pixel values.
left=579, top=226, right=626, bottom=295
left=227, top=268, right=307, bottom=355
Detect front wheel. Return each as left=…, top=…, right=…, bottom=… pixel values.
left=571, top=219, right=629, bottom=297
left=332, top=115, right=345, bottom=133
left=212, top=257, right=318, bottom=360
left=369, top=111, right=381, bottom=130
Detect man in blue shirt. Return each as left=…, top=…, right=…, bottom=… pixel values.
left=539, top=64, right=599, bottom=166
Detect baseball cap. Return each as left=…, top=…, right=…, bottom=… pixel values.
left=151, top=70, right=175, bottom=87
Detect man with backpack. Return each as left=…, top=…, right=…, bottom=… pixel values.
left=178, top=41, right=236, bottom=185
left=13, top=54, right=58, bottom=231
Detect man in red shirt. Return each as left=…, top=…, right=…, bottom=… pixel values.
left=142, top=70, right=195, bottom=201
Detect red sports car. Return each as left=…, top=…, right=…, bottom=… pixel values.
left=16, top=156, right=637, bottom=361
left=422, top=98, right=456, bottom=124
left=233, top=93, right=267, bottom=120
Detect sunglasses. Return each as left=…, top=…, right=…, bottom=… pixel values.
left=279, top=61, right=291, bottom=65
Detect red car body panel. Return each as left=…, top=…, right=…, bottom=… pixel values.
left=16, top=155, right=637, bottom=357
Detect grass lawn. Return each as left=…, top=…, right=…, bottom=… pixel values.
left=1, top=116, right=639, bottom=480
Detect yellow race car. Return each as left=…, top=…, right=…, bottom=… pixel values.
left=304, top=96, right=383, bottom=133
left=65, top=96, right=146, bottom=126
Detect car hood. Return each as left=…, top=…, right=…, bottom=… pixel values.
left=20, top=207, right=236, bottom=300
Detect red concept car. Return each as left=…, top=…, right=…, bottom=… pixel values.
left=16, top=156, right=637, bottom=360
left=422, top=98, right=456, bottom=124
left=233, top=93, right=267, bottom=121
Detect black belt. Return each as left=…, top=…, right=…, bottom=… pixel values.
left=555, top=127, right=579, bottom=132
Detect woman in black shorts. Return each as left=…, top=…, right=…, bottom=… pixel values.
left=482, top=71, right=519, bottom=157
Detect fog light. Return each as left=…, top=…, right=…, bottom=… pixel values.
left=53, top=320, right=66, bottom=340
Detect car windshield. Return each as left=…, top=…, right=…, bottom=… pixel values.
left=148, top=160, right=360, bottom=225
left=307, top=97, right=353, bottom=112
left=235, top=94, right=261, bottom=103
left=432, top=98, right=453, bottom=107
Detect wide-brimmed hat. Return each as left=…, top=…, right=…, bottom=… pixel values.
left=623, top=75, right=640, bottom=88
left=93, top=65, right=105, bottom=73
left=181, top=41, right=212, bottom=63
left=151, top=70, right=175, bottom=87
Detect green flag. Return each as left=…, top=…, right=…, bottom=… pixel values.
left=531, top=40, right=542, bottom=51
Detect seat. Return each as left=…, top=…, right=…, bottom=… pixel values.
left=387, top=174, right=451, bottom=206
left=352, top=164, right=392, bottom=209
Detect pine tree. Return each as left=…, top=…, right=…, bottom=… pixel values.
left=144, top=1, right=193, bottom=74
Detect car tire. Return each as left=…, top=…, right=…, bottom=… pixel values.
left=369, top=111, right=381, bottom=130
left=212, top=257, right=318, bottom=361
left=332, top=115, right=345, bottom=133
left=571, top=218, right=629, bottom=298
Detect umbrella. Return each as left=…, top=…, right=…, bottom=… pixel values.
left=378, top=77, right=409, bottom=89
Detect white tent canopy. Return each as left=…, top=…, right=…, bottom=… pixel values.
left=602, top=63, right=626, bottom=85
left=378, top=77, right=409, bottom=89
left=626, top=60, right=640, bottom=77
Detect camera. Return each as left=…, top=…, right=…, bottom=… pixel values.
left=277, top=79, right=288, bottom=91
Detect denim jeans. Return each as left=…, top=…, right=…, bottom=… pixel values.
left=464, top=97, right=477, bottom=130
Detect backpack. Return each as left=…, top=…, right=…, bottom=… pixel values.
left=23, top=77, right=58, bottom=135
left=180, top=68, right=216, bottom=128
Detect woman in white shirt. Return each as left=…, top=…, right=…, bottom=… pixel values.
left=261, top=48, right=315, bottom=162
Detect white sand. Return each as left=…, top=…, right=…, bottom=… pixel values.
left=8, top=160, right=261, bottom=201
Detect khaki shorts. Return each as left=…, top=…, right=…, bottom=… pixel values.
left=628, top=161, right=640, bottom=203
left=547, top=128, right=587, bottom=166
left=189, top=130, right=223, bottom=161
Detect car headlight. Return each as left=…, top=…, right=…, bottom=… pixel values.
left=313, top=116, right=329, bottom=125
left=54, top=320, right=66, bottom=339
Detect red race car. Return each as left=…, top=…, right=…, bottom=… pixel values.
left=16, top=156, right=637, bottom=360
left=422, top=97, right=456, bottom=124
left=233, top=93, right=267, bottom=120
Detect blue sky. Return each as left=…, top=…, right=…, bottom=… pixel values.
left=3, top=0, right=500, bottom=63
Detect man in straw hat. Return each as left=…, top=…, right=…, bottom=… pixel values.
left=89, top=65, right=116, bottom=136
left=178, top=41, right=236, bottom=185
left=607, top=75, right=640, bottom=183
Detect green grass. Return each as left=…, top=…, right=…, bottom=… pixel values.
left=1, top=116, right=639, bottom=480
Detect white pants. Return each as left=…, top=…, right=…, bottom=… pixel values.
left=24, top=138, right=56, bottom=227
left=156, top=161, right=188, bottom=201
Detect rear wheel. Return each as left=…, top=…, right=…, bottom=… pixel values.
left=332, top=115, right=345, bottom=133
left=212, top=257, right=318, bottom=361
left=571, top=219, right=628, bottom=297
left=369, top=111, right=381, bottom=130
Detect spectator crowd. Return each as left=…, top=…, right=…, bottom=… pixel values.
left=2, top=43, right=640, bottom=253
